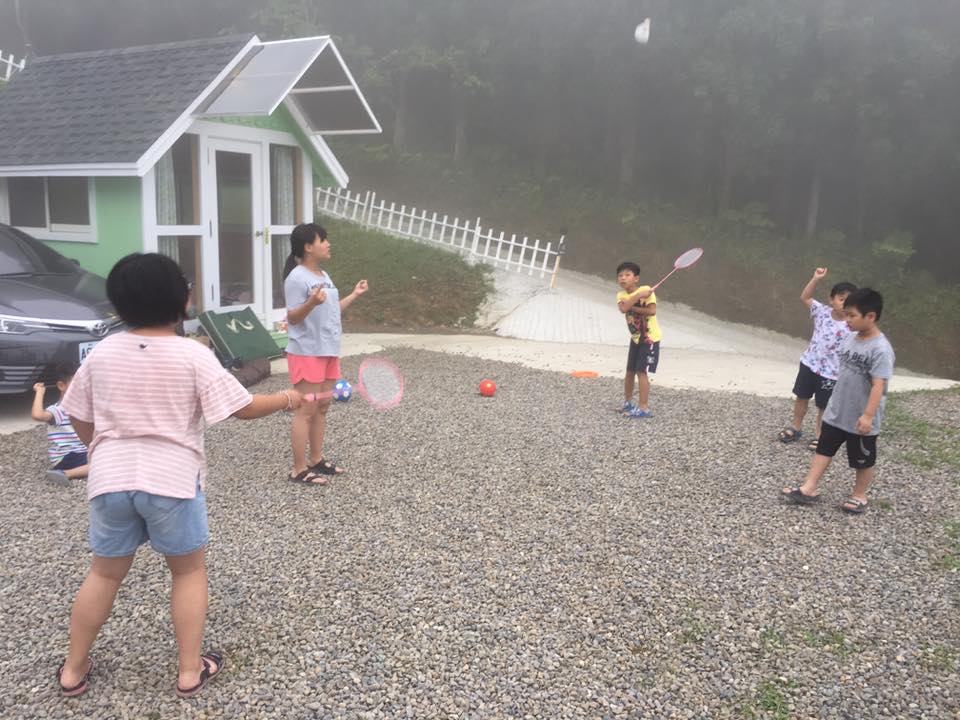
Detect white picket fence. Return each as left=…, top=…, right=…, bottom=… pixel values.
left=316, top=187, right=565, bottom=286
left=0, top=51, right=25, bottom=82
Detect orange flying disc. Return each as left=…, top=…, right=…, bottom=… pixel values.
left=569, top=370, right=599, bottom=378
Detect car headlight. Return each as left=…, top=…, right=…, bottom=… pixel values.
left=0, top=314, right=53, bottom=334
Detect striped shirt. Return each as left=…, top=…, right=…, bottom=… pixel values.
left=46, top=402, right=87, bottom=465
left=61, top=332, right=252, bottom=501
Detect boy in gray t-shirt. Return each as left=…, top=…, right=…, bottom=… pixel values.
left=782, top=288, right=895, bottom=514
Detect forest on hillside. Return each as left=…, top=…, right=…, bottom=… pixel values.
left=2, top=0, right=959, bottom=374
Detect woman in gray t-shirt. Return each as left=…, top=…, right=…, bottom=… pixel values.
left=282, top=223, right=368, bottom=484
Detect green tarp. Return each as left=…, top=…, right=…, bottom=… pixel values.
left=198, top=307, right=281, bottom=364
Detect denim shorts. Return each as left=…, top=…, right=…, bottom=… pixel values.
left=88, top=481, right=209, bottom=557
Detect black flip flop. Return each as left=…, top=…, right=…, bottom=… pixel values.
left=57, top=657, right=94, bottom=698
left=287, top=469, right=327, bottom=485
left=841, top=497, right=869, bottom=514
left=176, top=650, right=225, bottom=698
left=781, top=486, right=820, bottom=504
left=309, top=458, right=345, bottom=475
left=778, top=427, right=802, bottom=443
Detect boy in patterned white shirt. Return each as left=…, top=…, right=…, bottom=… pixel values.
left=778, top=269, right=857, bottom=450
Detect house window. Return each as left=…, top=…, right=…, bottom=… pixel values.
left=8, top=177, right=92, bottom=233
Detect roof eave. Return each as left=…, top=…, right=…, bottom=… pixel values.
left=0, top=163, right=140, bottom=177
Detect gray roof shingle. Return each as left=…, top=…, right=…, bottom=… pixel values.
left=0, top=35, right=254, bottom=168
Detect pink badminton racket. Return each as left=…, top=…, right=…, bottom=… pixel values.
left=303, top=357, right=404, bottom=411
left=650, top=247, right=703, bottom=291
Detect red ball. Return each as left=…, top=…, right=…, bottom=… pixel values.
left=479, top=379, right=497, bottom=397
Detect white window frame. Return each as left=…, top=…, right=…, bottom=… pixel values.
left=0, top=176, right=97, bottom=243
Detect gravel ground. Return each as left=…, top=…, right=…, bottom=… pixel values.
left=1, top=348, right=958, bottom=719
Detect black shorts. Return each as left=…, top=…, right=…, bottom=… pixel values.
left=815, top=422, right=878, bottom=469
left=792, top=363, right=836, bottom=410
left=627, top=340, right=660, bottom=374
left=55, top=450, right=88, bottom=471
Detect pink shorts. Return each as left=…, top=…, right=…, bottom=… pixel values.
left=286, top=353, right=342, bottom=385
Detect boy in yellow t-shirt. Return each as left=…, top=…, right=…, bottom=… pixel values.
left=616, top=261, right=661, bottom=418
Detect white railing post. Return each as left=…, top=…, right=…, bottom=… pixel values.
left=470, top=217, right=481, bottom=256
left=517, top=236, right=529, bottom=273
left=360, top=190, right=370, bottom=225
left=550, top=235, right=565, bottom=289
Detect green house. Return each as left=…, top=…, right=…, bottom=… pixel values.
left=0, top=34, right=380, bottom=326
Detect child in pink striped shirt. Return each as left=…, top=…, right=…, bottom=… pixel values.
left=56, top=253, right=303, bottom=699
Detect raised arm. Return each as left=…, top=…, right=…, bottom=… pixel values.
left=801, top=267, right=827, bottom=309
left=339, top=279, right=369, bottom=312
left=30, top=383, right=54, bottom=423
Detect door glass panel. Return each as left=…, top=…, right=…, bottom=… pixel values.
left=216, top=150, right=254, bottom=307
left=271, top=233, right=291, bottom=309
left=270, top=145, right=301, bottom=225
left=158, top=235, right=203, bottom=315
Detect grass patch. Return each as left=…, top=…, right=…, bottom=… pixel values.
left=941, top=522, right=960, bottom=571
left=874, top=497, right=895, bottom=512
left=741, top=678, right=797, bottom=720
left=885, top=390, right=960, bottom=472
left=678, top=618, right=710, bottom=644
left=319, top=217, right=494, bottom=331
left=918, top=643, right=959, bottom=672
left=759, top=627, right=785, bottom=653
left=801, top=627, right=858, bottom=659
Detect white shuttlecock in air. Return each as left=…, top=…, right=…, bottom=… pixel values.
left=635, top=18, right=651, bottom=44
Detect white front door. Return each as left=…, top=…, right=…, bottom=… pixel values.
left=203, top=137, right=267, bottom=317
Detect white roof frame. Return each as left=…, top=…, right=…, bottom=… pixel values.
left=195, top=36, right=381, bottom=136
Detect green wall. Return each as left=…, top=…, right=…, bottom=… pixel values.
left=44, top=177, right=142, bottom=277
left=211, top=105, right=339, bottom=188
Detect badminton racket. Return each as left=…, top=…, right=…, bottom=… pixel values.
left=650, top=247, right=703, bottom=291
left=303, top=357, right=404, bottom=411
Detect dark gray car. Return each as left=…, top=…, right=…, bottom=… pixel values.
left=0, top=223, right=123, bottom=394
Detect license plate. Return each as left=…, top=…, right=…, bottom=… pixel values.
left=78, top=341, right=99, bottom=363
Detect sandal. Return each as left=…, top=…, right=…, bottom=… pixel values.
left=807, top=437, right=820, bottom=452
left=841, top=497, right=869, bottom=514
left=57, top=657, right=94, bottom=698
left=176, top=650, right=225, bottom=698
left=781, top=486, right=820, bottom=504
left=778, top=427, right=802, bottom=443
left=309, top=458, right=345, bottom=475
left=287, top=469, right=327, bottom=485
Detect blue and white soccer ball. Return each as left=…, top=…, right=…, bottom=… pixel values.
left=332, top=379, right=352, bottom=402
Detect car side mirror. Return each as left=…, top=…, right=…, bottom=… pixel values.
left=71, top=258, right=81, bottom=266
